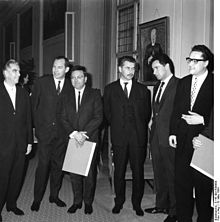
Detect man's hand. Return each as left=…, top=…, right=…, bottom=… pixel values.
left=169, top=135, right=177, bottom=148
left=181, top=111, right=204, bottom=125
left=25, top=144, right=32, bottom=155
left=69, top=131, right=89, bottom=146
left=192, top=137, right=202, bottom=149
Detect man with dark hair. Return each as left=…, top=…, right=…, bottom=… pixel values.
left=60, top=65, right=103, bottom=214
left=104, top=56, right=151, bottom=216
left=145, top=53, right=178, bottom=222
left=31, top=56, right=72, bottom=211
left=0, top=59, right=32, bottom=221
left=169, top=45, right=214, bottom=222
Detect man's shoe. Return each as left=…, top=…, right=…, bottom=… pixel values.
left=49, top=197, right=66, bottom=207
left=31, top=201, right=40, bottom=212
left=112, top=205, right=123, bottom=214
left=67, top=203, right=82, bottom=214
left=164, top=215, right=177, bottom=222
left=84, top=204, right=93, bottom=214
left=144, top=207, right=168, bottom=214
left=133, top=207, right=144, bottom=216
left=6, top=207, right=24, bottom=215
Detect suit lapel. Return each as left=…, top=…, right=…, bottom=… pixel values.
left=159, top=77, right=175, bottom=106
left=15, top=86, right=20, bottom=111
left=1, top=83, right=16, bottom=111
left=116, top=80, right=127, bottom=101
left=193, top=72, right=213, bottom=110
left=80, top=86, right=88, bottom=108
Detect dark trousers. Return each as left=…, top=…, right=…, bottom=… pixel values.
left=175, top=151, right=213, bottom=222
left=0, top=141, right=25, bottom=212
left=150, top=132, right=176, bottom=216
left=112, top=127, right=146, bottom=209
left=70, top=148, right=98, bottom=206
left=33, top=132, right=67, bottom=202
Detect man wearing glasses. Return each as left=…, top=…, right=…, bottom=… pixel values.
left=169, top=45, right=214, bottom=222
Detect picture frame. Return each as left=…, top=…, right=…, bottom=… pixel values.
left=138, top=16, right=169, bottom=85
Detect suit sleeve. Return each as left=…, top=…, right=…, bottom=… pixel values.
left=60, top=97, right=74, bottom=137
left=201, top=109, right=213, bottom=140
left=31, top=78, right=41, bottom=128
left=146, top=88, right=152, bottom=124
left=169, top=80, right=183, bottom=135
left=83, top=89, right=103, bottom=138
left=103, top=85, right=111, bottom=124
left=27, top=93, right=33, bottom=144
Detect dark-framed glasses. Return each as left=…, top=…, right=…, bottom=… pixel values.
left=186, top=57, right=206, bottom=64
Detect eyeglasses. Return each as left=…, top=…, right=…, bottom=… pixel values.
left=186, top=57, right=206, bottom=64
left=71, top=76, right=84, bottom=80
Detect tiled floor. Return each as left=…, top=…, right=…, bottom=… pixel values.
left=1, top=146, right=200, bottom=222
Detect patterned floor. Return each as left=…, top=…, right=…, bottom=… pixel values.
left=1, top=147, right=199, bottom=222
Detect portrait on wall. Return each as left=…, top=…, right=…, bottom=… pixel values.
left=139, top=16, right=169, bottom=85
left=43, top=0, right=67, bottom=40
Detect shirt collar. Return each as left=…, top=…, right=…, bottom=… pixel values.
left=161, top=74, right=173, bottom=86
left=53, top=77, right=65, bottom=85
left=75, top=85, right=86, bottom=94
left=120, top=78, right=132, bottom=86
left=192, top=70, right=208, bottom=80
left=4, top=81, right=16, bottom=91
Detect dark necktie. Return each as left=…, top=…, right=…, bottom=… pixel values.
left=155, top=82, right=165, bottom=104
left=77, top=91, right=81, bottom=112
left=56, top=81, right=61, bottom=95
left=124, top=82, right=128, bottom=98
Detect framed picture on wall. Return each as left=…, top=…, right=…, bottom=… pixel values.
left=138, top=16, right=169, bottom=85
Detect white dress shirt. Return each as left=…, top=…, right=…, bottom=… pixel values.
left=155, top=74, right=173, bottom=102
left=120, top=79, right=132, bottom=98
left=54, top=77, right=65, bottom=92
left=191, top=70, right=208, bottom=105
left=4, top=81, right=16, bottom=109
left=75, top=86, right=85, bottom=112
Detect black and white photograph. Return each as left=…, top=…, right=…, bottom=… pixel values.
left=0, top=1, right=216, bottom=222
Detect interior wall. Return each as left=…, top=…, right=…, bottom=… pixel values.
left=79, top=0, right=105, bottom=90
left=140, top=0, right=213, bottom=78
left=43, top=34, right=65, bottom=74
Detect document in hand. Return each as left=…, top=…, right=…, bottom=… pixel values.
left=190, top=134, right=214, bottom=179
left=62, top=139, right=96, bottom=176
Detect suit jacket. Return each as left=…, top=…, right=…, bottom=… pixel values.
left=60, top=86, right=103, bottom=143
left=201, top=108, right=213, bottom=140
left=0, top=82, right=32, bottom=155
left=151, top=76, right=179, bottom=147
left=170, top=72, right=214, bottom=157
left=104, top=79, right=151, bottom=147
left=31, top=75, right=72, bottom=140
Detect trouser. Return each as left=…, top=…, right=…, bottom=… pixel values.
left=33, top=134, right=67, bottom=202
left=0, top=141, right=25, bottom=212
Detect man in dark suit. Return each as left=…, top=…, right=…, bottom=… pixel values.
left=31, top=56, right=72, bottom=211
left=144, top=54, right=178, bottom=222
left=60, top=65, right=103, bottom=215
left=0, top=59, right=33, bottom=222
left=103, top=56, right=151, bottom=216
left=169, top=45, right=214, bottom=222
